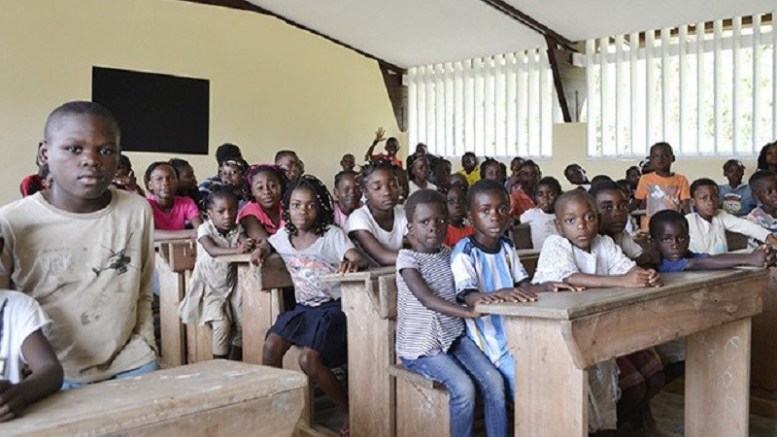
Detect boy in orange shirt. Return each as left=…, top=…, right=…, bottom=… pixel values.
left=634, top=142, right=691, bottom=229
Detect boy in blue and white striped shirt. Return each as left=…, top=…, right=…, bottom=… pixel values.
left=451, top=179, right=572, bottom=398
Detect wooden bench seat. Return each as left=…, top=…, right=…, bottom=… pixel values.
left=388, top=365, right=450, bottom=437
left=2, top=360, right=307, bottom=437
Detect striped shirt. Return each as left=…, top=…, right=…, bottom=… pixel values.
left=451, top=236, right=528, bottom=364
left=395, top=247, right=463, bottom=360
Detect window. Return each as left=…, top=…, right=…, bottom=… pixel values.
left=584, top=13, right=777, bottom=158
left=406, top=50, right=560, bottom=160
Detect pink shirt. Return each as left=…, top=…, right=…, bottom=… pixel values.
left=334, top=204, right=349, bottom=228
left=147, top=196, right=200, bottom=230
left=237, top=201, right=285, bottom=235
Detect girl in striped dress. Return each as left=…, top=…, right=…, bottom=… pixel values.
left=396, top=189, right=507, bottom=437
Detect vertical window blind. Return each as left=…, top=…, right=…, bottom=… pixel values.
left=585, top=12, right=777, bottom=158
left=406, top=50, right=559, bottom=160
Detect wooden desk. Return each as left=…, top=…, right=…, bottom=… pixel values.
left=215, top=253, right=294, bottom=365
left=322, top=268, right=396, bottom=437
left=3, top=360, right=307, bottom=437
left=154, top=236, right=196, bottom=367
left=477, top=269, right=769, bottom=436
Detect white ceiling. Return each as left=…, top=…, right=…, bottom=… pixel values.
left=247, top=0, right=775, bottom=68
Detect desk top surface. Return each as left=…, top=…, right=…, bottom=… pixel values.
left=476, top=269, right=768, bottom=321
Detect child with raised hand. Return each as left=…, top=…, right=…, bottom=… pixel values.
left=238, top=164, right=286, bottom=242
left=532, top=190, right=662, bottom=433
left=345, top=162, right=407, bottom=266
left=112, top=154, right=144, bottom=197
left=397, top=190, right=507, bottom=437
left=686, top=178, right=776, bottom=254
left=0, top=101, right=157, bottom=388
left=408, top=155, right=436, bottom=194
left=333, top=170, right=362, bottom=228
left=0, top=237, right=63, bottom=421
left=451, top=179, right=574, bottom=399
left=251, top=175, right=367, bottom=435
left=591, top=180, right=656, bottom=265
left=144, top=161, right=203, bottom=238
left=168, top=158, right=201, bottom=209
left=457, top=152, right=480, bottom=188
left=179, top=186, right=255, bottom=360
left=519, top=176, right=561, bottom=249
left=651, top=209, right=776, bottom=272
left=444, top=184, right=474, bottom=247
left=365, top=127, right=402, bottom=168
left=634, top=142, right=691, bottom=230
left=509, top=160, right=540, bottom=218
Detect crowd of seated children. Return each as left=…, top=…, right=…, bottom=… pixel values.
left=332, top=170, right=361, bottom=228
left=252, top=175, right=367, bottom=436
left=144, top=161, right=203, bottom=239
left=452, top=179, right=573, bottom=399
left=685, top=177, right=776, bottom=254
left=2, top=101, right=157, bottom=406
left=634, top=142, right=691, bottom=229
left=519, top=176, right=561, bottom=249
left=719, top=159, right=756, bottom=216
left=509, top=159, right=540, bottom=218
left=179, top=186, right=256, bottom=361
left=238, top=164, right=286, bottom=242
left=396, top=189, right=508, bottom=437
left=533, top=190, right=662, bottom=433
left=112, top=154, right=144, bottom=197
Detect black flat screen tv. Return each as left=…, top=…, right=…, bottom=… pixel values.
left=91, top=66, right=209, bottom=154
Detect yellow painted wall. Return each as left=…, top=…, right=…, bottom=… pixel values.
left=0, top=0, right=401, bottom=205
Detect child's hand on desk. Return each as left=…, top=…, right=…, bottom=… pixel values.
left=645, top=269, right=662, bottom=287
left=751, top=244, right=777, bottom=268
left=620, top=267, right=660, bottom=288
left=337, top=259, right=359, bottom=274
left=766, top=234, right=777, bottom=248
left=489, top=288, right=538, bottom=303
left=542, top=282, right=585, bottom=292
left=237, top=237, right=256, bottom=254
left=249, top=244, right=271, bottom=266
left=0, top=380, right=25, bottom=422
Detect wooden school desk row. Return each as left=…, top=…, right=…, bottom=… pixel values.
left=153, top=229, right=772, bottom=436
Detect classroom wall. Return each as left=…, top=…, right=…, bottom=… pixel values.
left=0, top=0, right=401, bottom=205
left=547, top=124, right=758, bottom=190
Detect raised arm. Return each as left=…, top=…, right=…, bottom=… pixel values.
left=364, top=127, right=386, bottom=161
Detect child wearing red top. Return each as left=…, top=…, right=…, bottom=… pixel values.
left=444, top=184, right=474, bottom=247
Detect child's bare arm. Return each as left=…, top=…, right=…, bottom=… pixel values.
left=402, top=268, right=479, bottom=318
left=240, top=216, right=271, bottom=243
left=0, top=329, right=63, bottom=422
left=199, top=235, right=241, bottom=257
left=687, top=247, right=776, bottom=270
left=341, top=248, right=369, bottom=271
left=188, top=215, right=203, bottom=229
left=154, top=229, right=196, bottom=240
left=349, top=230, right=398, bottom=266
left=564, top=267, right=660, bottom=289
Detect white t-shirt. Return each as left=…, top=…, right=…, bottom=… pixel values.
left=344, top=204, right=407, bottom=253
left=519, top=208, right=558, bottom=250
left=686, top=210, right=770, bottom=255
left=0, top=290, right=51, bottom=383
left=408, top=180, right=438, bottom=195
left=612, top=231, right=644, bottom=260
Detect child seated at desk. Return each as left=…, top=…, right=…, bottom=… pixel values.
left=332, top=170, right=361, bottom=228
left=179, top=186, right=255, bottom=360
left=519, top=176, right=561, bottom=249
left=685, top=178, right=775, bottom=254
left=397, top=190, right=507, bottom=437
left=443, top=184, right=473, bottom=247
left=746, top=170, right=777, bottom=243
left=0, top=287, right=63, bottom=421
left=252, top=175, right=367, bottom=436
left=591, top=180, right=656, bottom=265
left=451, top=179, right=572, bottom=399
left=144, top=161, right=202, bottom=239
left=532, top=190, right=662, bottom=433
left=345, top=162, right=407, bottom=266
left=239, top=164, right=286, bottom=242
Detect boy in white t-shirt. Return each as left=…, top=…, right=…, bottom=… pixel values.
left=519, top=176, right=561, bottom=249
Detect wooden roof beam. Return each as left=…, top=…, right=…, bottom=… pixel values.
left=477, top=0, right=577, bottom=51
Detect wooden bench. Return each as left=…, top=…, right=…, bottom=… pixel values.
left=1, top=360, right=307, bottom=437
left=154, top=235, right=197, bottom=367
left=388, top=365, right=450, bottom=437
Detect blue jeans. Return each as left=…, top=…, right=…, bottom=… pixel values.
left=495, top=352, right=516, bottom=403
left=61, top=360, right=159, bottom=390
left=401, top=336, right=508, bottom=437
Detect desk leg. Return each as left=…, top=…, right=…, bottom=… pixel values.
left=685, top=318, right=751, bottom=437
left=240, top=265, right=275, bottom=364
left=341, top=281, right=395, bottom=437
left=156, top=256, right=186, bottom=367
left=505, top=318, right=587, bottom=437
